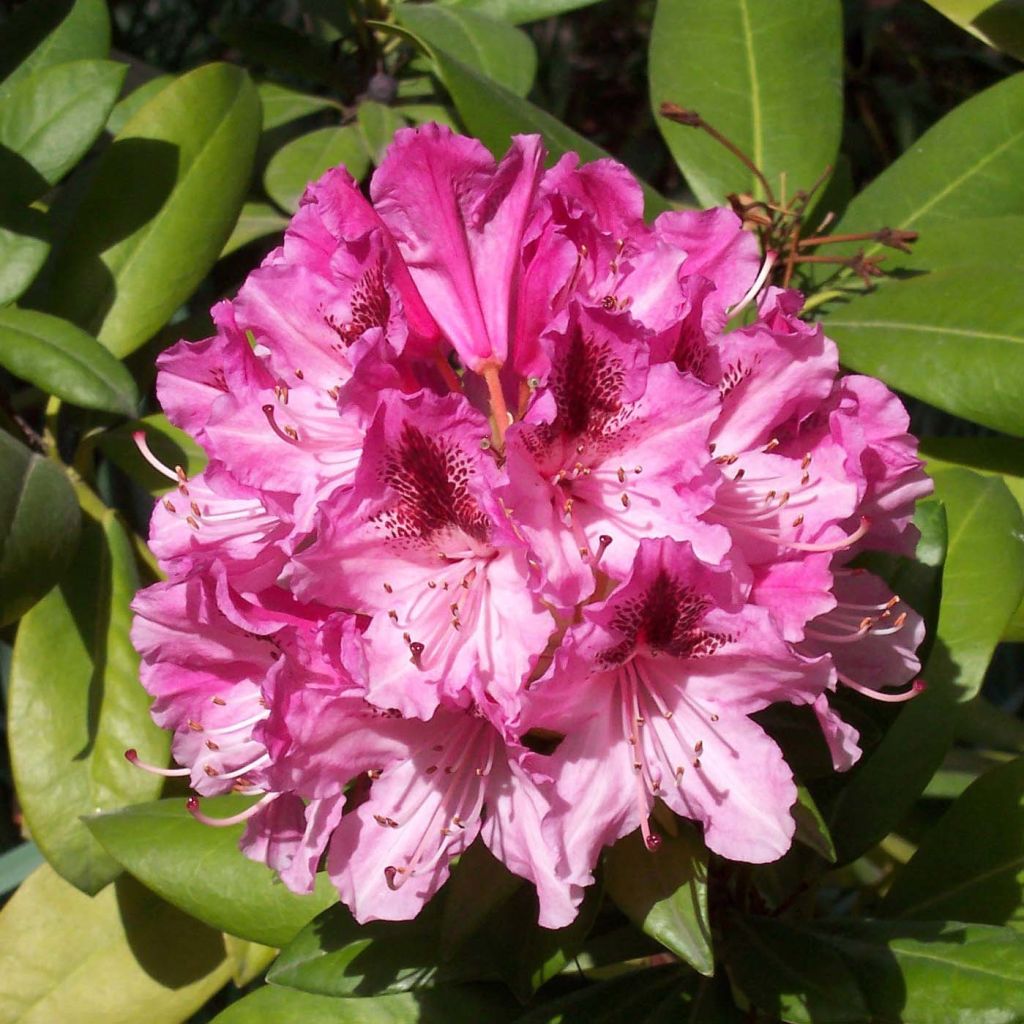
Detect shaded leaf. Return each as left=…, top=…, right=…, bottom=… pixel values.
left=882, top=756, right=1024, bottom=927
left=437, top=0, right=604, bottom=23
left=86, top=796, right=337, bottom=948
left=0, top=306, right=138, bottom=415
left=0, top=430, right=79, bottom=626
left=605, top=825, right=713, bottom=975
left=264, top=125, right=370, bottom=214
left=0, top=864, right=231, bottom=1024
left=924, top=0, right=1024, bottom=61
left=0, top=201, right=49, bottom=306
left=220, top=200, right=289, bottom=258
left=258, top=80, right=337, bottom=132
left=45, top=62, right=261, bottom=357
left=98, top=412, right=207, bottom=495
left=0, top=842, right=43, bottom=898
left=395, top=4, right=537, bottom=97
left=7, top=503, right=168, bottom=893
left=650, top=0, right=843, bottom=206
left=358, top=100, right=406, bottom=163
left=105, top=74, right=173, bottom=136
left=792, top=785, right=836, bottom=863
left=223, top=935, right=278, bottom=987
left=0, top=0, right=110, bottom=99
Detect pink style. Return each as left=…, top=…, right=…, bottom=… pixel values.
left=129, top=124, right=931, bottom=928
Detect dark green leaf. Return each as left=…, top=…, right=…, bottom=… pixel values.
left=0, top=864, right=231, bottom=1023
left=821, top=266, right=1024, bottom=436
left=45, top=62, right=261, bottom=357
left=219, top=19, right=344, bottom=89
left=404, top=31, right=671, bottom=217
left=723, top=913, right=869, bottom=1024
left=258, top=81, right=338, bottom=132
left=0, top=59, right=125, bottom=204
left=220, top=200, right=289, bottom=258
left=650, top=0, right=843, bottom=206
left=0, top=430, right=79, bottom=626
left=97, top=413, right=207, bottom=495
left=821, top=73, right=1024, bottom=270
left=264, top=125, right=370, bottom=214
left=358, top=100, right=406, bottom=163
left=395, top=5, right=537, bottom=97
left=792, top=785, right=836, bottom=863
left=0, top=200, right=49, bottom=305
left=924, top=1, right=1024, bottom=62
left=0, top=306, right=138, bottom=415
left=882, top=756, right=1024, bottom=927
left=605, top=825, right=713, bottom=975
left=86, top=797, right=337, bottom=948
left=0, top=0, right=110, bottom=98
left=211, top=982, right=516, bottom=1023
left=812, top=919, right=1024, bottom=1024
left=436, top=0, right=605, bottom=23
left=7, top=503, right=168, bottom=893
left=0, top=842, right=43, bottom=897
left=105, top=74, right=173, bottom=136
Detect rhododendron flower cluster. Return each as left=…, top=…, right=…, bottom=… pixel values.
left=129, top=125, right=931, bottom=928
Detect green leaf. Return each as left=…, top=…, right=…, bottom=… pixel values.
left=220, top=200, right=289, bottom=258
left=792, top=785, right=836, bottom=863
left=650, top=0, right=843, bottom=206
left=358, top=100, right=406, bottom=163
left=223, top=935, right=278, bottom=987
left=882, top=756, right=1024, bottom=927
left=45, top=62, right=261, bottom=357
left=97, top=413, right=207, bottom=495
left=0, top=0, right=110, bottom=99
left=0, top=430, right=79, bottom=626
left=0, top=59, right=126, bottom=204
left=436, top=0, right=605, bottom=23
left=820, top=266, right=1024, bottom=436
left=0, top=201, right=49, bottom=306
left=395, top=4, right=537, bottom=97
left=0, top=864, right=231, bottom=1024
left=105, top=74, right=173, bottom=136
left=401, top=29, right=671, bottom=217
left=211, top=982, right=516, bottom=1023
left=924, top=0, right=1024, bottom=61
left=258, top=80, right=337, bottom=132
left=605, top=825, right=713, bottom=976
left=723, top=913, right=869, bottom=1024
left=264, top=125, right=370, bottom=214
left=0, top=306, right=138, bottom=415
left=826, top=469, right=1024, bottom=863
left=85, top=797, right=337, bottom=948
left=872, top=216, right=1024, bottom=277
left=811, top=919, right=1024, bottom=1024
left=7, top=503, right=168, bottom=893
left=0, top=842, right=43, bottom=897
left=821, top=73, right=1024, bottom=268
left=219, top=19, right=344, bottom=89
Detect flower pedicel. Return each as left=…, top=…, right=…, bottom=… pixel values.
left=128, top=124, right=931, bottom=927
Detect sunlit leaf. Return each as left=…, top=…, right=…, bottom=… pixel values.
left=264, top=125, right=370, bottom=214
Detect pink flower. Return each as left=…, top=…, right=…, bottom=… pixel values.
left=129, top=124, right=931, bottom=929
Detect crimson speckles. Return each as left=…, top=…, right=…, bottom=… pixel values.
left=325, top=259, right=391, bottom=346
left=719, top=359, right=754, bottom=398
left=601, top=571, right=729, bottom=665
left=549, top=327, right=627, bottom=439
left=207, top=367, right=230, bottom=393
left=378, top=423, right=490, bottom=543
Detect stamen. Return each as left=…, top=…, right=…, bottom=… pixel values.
left=728, top=250, right=777, bottom=317
left=838, top=674, right=925, bottom=703
left=133, top=431, right=182, bottom=483
left=261, top=404, right=300, bottom=445
left=124, top=748, right=190, bottom=777
left=187, top=792, right=275, bottom=827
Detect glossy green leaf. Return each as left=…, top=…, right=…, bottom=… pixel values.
left=105, top=74, right=173, bottom=136
left=0, top=0, right=110, bottom=99
left=400, top=102, right=459, bottom=130
left=826, top=469, right=1023, bottom=862
left=223, top=935, right=278, bottom=987
left=650, top=0, right=843, bottom=206
left=358, top=100, right=406, bottom=163
left=258, top=81, right=337, bottom=132
left=0, top=864, right=231, bottom=1024
left=0, top=306, right=138, bottom=415
left=605, top=826, right=712, bottom=975
left=437, top=0, right=604, bottom=23
left=792, top=785, right=836, bottom=863
left=0, top=430, right=79, bottom=626
left=404, top=32, right=671, bottom=217
left=822, top=73, right=1024, bottom=268
left=882, top=756, right=1024, bottom=927
left=86, top=797, right=337, bottom=947
left=8, top=503, right=168, bottom=893
left=0, top=202, right=49, bottom=305
left=98, top=413, right=207, bottom=495
left=812, top=919, right=1024, bottom=1024
left=874, top=216, right=1024, bottom=277
left=212, top=983, right=516, bottom=1023
left=220, top=200, right=289, bottom=257
left=46, top=62, right=261, bottom=357
left=0, top=59, right=125, bottom=204
left=264, top=125, right=370, bottom=214
left=821, top=266, right=1024, bottom=436
left=395, top=4, right=537, bottom=97
left=0, top=842, right=43, bottom=897
left=924, top=0, right=1024, bottom=61
left=724, top=913, right=869, bottom=1024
